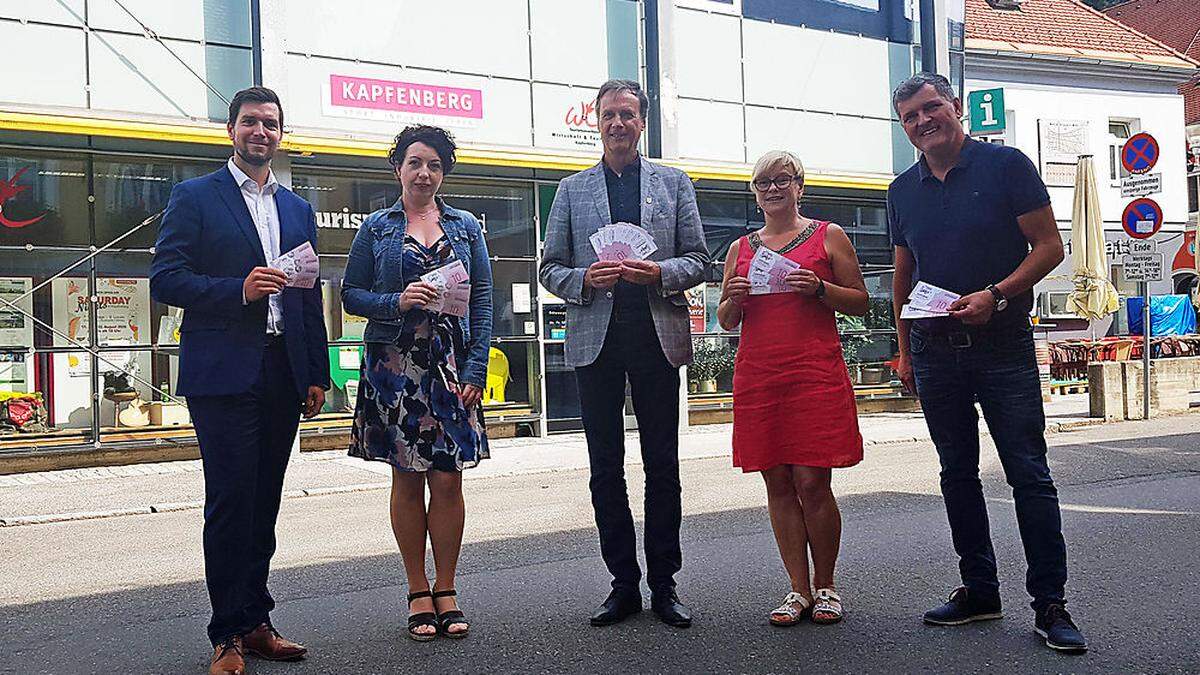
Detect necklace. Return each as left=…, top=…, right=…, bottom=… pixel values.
left=405, top=202, right=440, bottom=222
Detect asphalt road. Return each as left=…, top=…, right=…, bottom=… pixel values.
left=2, top=418, right=1198, bottom=674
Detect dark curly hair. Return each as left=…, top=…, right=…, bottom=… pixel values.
left=387, top=125, right=457, bottom=174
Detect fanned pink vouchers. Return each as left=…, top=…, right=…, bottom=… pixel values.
left=420, top=260, right=471, bottom=317
left=589, top=222, right=658, bottom=262
left=747, top=245, right=801, bottom=294
left=269, top=242, right=320, bottom=289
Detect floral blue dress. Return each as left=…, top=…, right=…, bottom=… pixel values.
left=349, top=235, right=488, bottom=472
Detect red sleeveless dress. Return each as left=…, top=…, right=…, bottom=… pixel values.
left=732, top=222, right=863, bottom=471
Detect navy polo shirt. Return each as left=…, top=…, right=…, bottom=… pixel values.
left=888, top=138, right=1051, bottom=331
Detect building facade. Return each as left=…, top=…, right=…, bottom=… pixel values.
left=1100, top=0, right=1200, bottom=239
left=0, top=0, right=944, bottom=453
left=964, top=0, right=1199, bottom=337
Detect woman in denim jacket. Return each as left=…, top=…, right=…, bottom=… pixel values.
left=342, top=125, right=493, bottom=641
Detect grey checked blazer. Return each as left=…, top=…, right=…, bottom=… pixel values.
left=539, top=157, right=709, bottom=369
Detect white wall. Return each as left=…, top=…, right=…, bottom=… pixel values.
left=0, top=0, right=909, bottom=174
left=966, top=76, right=1191, bottom=231
left=279, top=0, right=611, bottom=152
left=283, top=0, right=532, bottom=81
left=0, top=0, right=249, bottom=120
left=669, top=4, right=903, bottom=174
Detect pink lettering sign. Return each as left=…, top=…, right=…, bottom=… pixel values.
left=329, top=74, right=483, bottom=120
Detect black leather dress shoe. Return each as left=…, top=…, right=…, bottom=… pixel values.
left=589, top=590, right=642, bottom=626
left=651, top=590, right=692, bottom=628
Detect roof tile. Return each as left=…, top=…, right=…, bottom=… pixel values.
left=966, top=0, right=1195, bottom=65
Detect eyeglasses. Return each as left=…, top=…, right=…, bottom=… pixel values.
left=752, top=175, right=798, bottom=191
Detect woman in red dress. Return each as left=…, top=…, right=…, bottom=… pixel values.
left=718, top=150, right=868, bottom=627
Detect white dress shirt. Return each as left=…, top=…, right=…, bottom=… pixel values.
left=228, top=157, right=284, bottom=334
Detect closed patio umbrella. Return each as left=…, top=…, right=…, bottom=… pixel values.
left=1064, top=155, right=1119, bottom=320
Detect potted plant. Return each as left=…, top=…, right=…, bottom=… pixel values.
left=837, top=313, right=872, bottom=382
left=690, top=338, right=721, bottom=393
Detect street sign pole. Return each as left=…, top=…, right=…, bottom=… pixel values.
left=1118, top=131, right=1162, bottom=421
left=1143, top=281, right=1151, bottom=420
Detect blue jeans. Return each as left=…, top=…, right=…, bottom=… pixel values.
left=909, top=324, right=1067, bottom=610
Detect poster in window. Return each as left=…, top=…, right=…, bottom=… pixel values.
left=51, top=277, right=150, bottom=377
left=686, top=285, right=706, bottom=334
left=52, top=278, right=149, bottom=347
left=1038, top=120, right=1089, bottom=188
left=0, top=277, right=34, bottom=349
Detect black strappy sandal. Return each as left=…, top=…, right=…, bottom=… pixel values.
left=407, top=590, right=438, bottom=641
left=432, top=589, right=470, bottom=638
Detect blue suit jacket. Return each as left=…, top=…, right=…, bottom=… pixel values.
left=150, top=166, right=330, bottom=399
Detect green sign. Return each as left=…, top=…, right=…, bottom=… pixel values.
left=967, top=88, right=1005, bottom=136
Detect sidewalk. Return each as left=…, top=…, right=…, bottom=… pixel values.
left=0, top=394, right=1098, bottom=526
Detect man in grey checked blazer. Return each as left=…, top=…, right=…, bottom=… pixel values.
left=539, top=79, right=708, bottom=628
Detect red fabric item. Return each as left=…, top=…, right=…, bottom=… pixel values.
left=731, top=222, right=863, bottom=472
left=6, top=398, right=35, bottom=428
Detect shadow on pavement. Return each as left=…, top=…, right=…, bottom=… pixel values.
left=5, top=479, right=1197, bottom=674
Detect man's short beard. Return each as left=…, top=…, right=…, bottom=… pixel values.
left=235, top=145, right=272, bottom=167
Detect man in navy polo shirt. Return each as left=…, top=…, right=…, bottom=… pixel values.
left=888, top=73, right=1086, bottom=653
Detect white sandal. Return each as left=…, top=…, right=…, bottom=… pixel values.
left=769, top=591, right=812, bottom=627
left=812, top=588, right=844, bottom=625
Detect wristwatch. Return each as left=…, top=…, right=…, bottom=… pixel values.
left=986, top=284, right=1008, bottom=312
left=815, top=279, right=827, bottom=299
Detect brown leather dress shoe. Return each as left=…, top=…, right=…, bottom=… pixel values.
left=242, top=623, right=308, bottom=661
left=209, top=636, right=245, bottom=675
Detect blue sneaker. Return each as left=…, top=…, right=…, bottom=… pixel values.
left=1035, top=603, right=1088, bottom=653
left=923, top=587, right=1003, bottom=626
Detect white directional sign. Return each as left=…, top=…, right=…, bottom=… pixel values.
left=1129, top=239, right=1158, bottom=255
left=1122, top=252, right=1165, bottom=282
left=1120, top=173, right=1163, bottom=198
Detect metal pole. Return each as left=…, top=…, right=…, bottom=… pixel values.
left=919, top=0, right=938, bottom=74
left=1142, top=281, right=1151, bottom=419
left=0, top=296, right=183, bottom=405
left=11, top=210, right=163, bottom=305
left=643, top=0, right=663, bottom=158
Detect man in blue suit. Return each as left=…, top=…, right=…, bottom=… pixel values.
left=150, top=87, right=329, bottom=675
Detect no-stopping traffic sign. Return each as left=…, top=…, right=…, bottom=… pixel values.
left=1121, top=198, right=1163, bottom=239
left=1121, top=132, right=1159, bottom=175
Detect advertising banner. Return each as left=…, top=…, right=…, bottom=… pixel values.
left=324, top=74, right=483, bottom=128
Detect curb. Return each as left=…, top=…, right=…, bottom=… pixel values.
left=0, top=416, right=1142, bottom=529
left=0, top=481, right=392, bottom=528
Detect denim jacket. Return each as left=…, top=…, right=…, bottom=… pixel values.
left=341, top=197, right=494, bottom=388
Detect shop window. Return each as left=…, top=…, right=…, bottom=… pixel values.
left=442, top=179, right=536, bottom=259
left=2, top=250, right=94, bottom=350
left=689, top=334, right=738, bottom=395
left=1107, top=118, right=1137, bottom=184
left=697, top=191, right=753, bottom=266
left=490, top=260, right=539, bottom=338
left=93, top=157, right=220, bottom=249
left=805, top=200, right=890, bottom=267
left=543, top=342, right=580, bottom=422
left=537, top=183, right=558, bottom=242
left=484, top=341, right=539, bottom=414
left=35, top=350, right=97, bottom=432
left=291, top=170, right=398, bottom=256
left=0, top=152, right=89, bottom=248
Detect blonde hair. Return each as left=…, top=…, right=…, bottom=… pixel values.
left=751, top=150, right=805, bottom=190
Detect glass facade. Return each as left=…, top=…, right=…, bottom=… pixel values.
left=0, top=149, right=225, bottom=443
left=0, top=147, right=893, bottom=449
